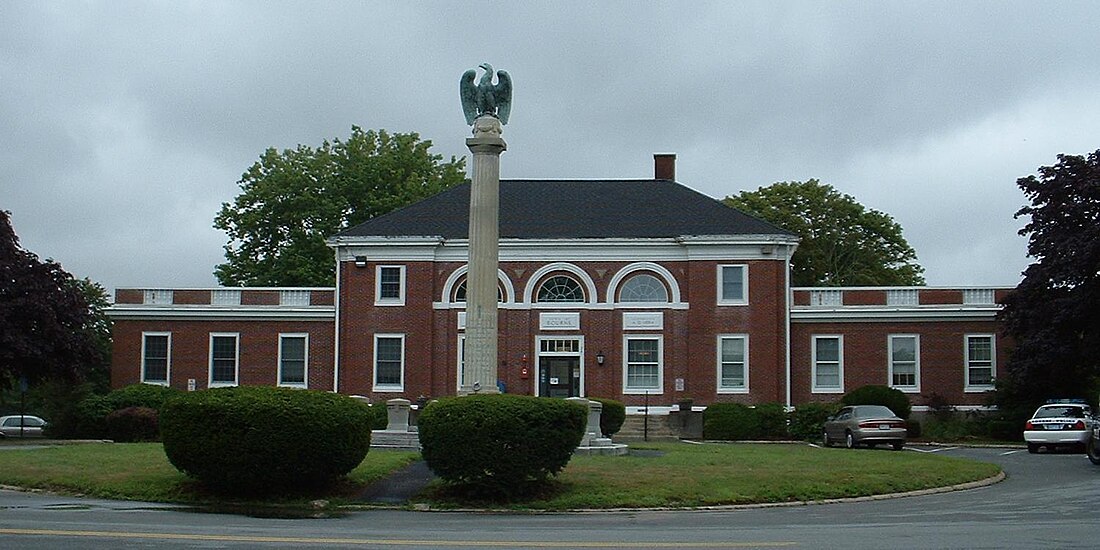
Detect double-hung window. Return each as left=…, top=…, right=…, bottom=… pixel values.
left=141, top=332, right=170, bottom=385
left=717, top=265, right=748, bottom=305
left=278, top=334, right=308, bottom=387
left=209, top=333, right=239, bottom=387
left=717, top=335, right=749, bottom=393
left=623, top=336, right=662, bottom=394
left=888, top=335, right=919, bottom=392
left=375, top=265, right=406, bottom=305
left=812, top=335, right=843, bottom=393
left=965, top=335, right=995, bottom=391
left=374, top=334, right=405, bottom=391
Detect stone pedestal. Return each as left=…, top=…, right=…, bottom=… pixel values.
left=460, top=115, right=506, bottom=395
left=372, top=398, right=420, bottom=450
left=568, top=397, right=627, bottom=455
left=385, top=398, right=411, bottom=431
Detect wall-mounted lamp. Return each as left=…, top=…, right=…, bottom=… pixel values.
left=596, top=351, right=605, bottom=365
left=354, top=256, right=367, bottom=268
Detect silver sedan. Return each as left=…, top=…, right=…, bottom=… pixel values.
left=822, top=405, right=907, bottom=450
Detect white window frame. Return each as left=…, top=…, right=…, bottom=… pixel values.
left=887, top=334, right=920, bottom=393
left=716, top=264, right=748, bottom=305
left=208, top=332, right=240, bottom=387
left=964, top=334, right=996, bottom=392
left=375, top=265, right=406, bottom=306
left=277, top=333, right=309, bottom=388
left=716, top=334, right=749, bottom=394
left=140, top=332, right=171, bottom=386
left=456, top=334, right=466, bottom=393
left=373, top=333, right=406, bottom=392
left=811, top=335, right=844, bottom=394
left=622, top=335, right=663, bottom=395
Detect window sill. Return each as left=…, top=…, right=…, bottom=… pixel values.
left=209, top=382, right=238, bottom=388
left=964, top=387, right=994, bottom=393
left=373, top=385, right=404, bottom=393
left=811, top=388, right=844, bottom=394
left=891, top=387, right=920, bottom=393
left=717, top=388, right=749, bottom=394
left=623, top=388, right=663, bottom=395
left=140, top=380, right=169, bottom=386
left=373, top=301, right=406, bottom=307
left=278, top=383, right=307, bottom=389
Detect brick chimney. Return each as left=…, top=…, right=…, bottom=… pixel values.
left=654, top=153, right=676, bottom=181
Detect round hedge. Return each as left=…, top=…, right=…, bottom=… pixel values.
left=160, top=386, right=372, bottom=493
left=590, top=397, right=625, bottom=437
left=841, top=385, right=912, bottom=419
left=417, top=394, right=586, bottom=494
left=105, top=406, right=159, bottom=442
left=788, top=401, right=840, bottom=440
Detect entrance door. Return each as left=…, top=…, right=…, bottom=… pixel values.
left=539, top=356, right=580, bottom=398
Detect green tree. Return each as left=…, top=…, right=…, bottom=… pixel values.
left=214, top=127, right=466, bottom=286
left=0, top=210, right=104, bottom=393
left=996, top=150, right=1100, bottom=412
left=723, top=180, right=925, bottom=286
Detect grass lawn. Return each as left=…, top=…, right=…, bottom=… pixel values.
left=417, top=442, right=1002, bottom=510
left=0, top=441, right=1001, bottom=511
left=0, top=443, right=419, bottom=506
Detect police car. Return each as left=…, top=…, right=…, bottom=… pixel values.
left=1024, top=399, right=1097, bottom=453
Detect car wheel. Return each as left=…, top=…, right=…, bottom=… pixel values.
left=1087, top=436, right=1100, bottom=465
left=821, top=430, right=831, bottom=447
left=845, top=431, right=855, bottom=449
left=1027, top=443, right=1039, bottom=454
left=892, top=442, right=904, bottom=451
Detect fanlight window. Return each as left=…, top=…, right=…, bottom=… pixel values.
left=537, top=275, right=585, bottom=303
left=619, top=274, right=669, bottom=303
left=453, top=279, right=504, bottom=303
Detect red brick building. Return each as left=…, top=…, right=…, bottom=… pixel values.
left=109, top=156, right=1010, bottom=412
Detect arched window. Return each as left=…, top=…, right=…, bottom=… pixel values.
left=618, top=273, right=669, bottom=302
left=453, top=279, right=504, bottom=303
left=536, top=275, right=585, bottom=303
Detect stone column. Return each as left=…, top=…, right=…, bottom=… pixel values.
left=460, top=115, right=506, bottom=395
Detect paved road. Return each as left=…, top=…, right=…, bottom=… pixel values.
left=0, top=446, right=1096, bottom=549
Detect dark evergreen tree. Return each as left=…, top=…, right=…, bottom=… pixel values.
left=997, top=150, right=1100, bottom=411
left=0, top=211, right=104, bottom=391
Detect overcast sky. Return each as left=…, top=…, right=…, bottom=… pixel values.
left=3, top=2, right=1099, bottom=295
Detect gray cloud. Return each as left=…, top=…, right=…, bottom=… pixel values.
left=3, top=1, right=1098, bottom=292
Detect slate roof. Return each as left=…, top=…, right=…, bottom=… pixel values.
left=334, top=179, right=794, bottom=240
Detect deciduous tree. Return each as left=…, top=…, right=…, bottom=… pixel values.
left=996, top=150, right=1100, bottom=410
left=723, top=180, right=925, bottom=286
left=214, top=127, right=466, bottom=287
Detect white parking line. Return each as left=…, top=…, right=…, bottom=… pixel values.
left=1000, top=450, right=1021, bottom=456
left=910, top=446, right=958, bottom=453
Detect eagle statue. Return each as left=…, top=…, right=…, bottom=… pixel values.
left=460, top=63, right=512, bottom=126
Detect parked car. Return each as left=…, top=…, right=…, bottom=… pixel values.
left=822, top=405, right=907, bottom=450
left=0, top=415, right=48, bottom=438
left=1023, top=400, right=1096, bottom=453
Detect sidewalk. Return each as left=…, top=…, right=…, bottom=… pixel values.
left=356, top=460, right=436, bottom=504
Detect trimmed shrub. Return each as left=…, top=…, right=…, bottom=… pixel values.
left=105, top=383, right=181, bottom=412
left=367, top=403, right=389, bottom=430
left=787, top=401, right=839, bottom=441
left=754, top=402, right=789, bottom=439
left=906, top=418, right=922, bottom=439
left=703, top=403, right=761, bottom=440
left=590, top=397, right=625, bottom=437
left=160, top=386, right=372, bottom=494
left=417, top=394, right=586, bottom=496
left=105, top=406, right=160, bottom=442
left=841, top=385, right=911, bottom=419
